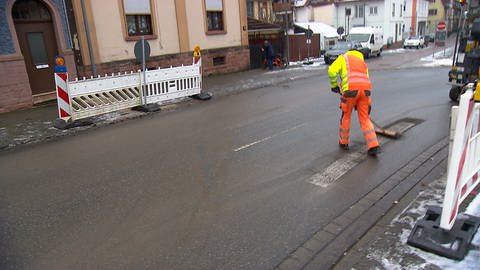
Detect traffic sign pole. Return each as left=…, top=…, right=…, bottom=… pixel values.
left=142, top=36, right=147, bottom=105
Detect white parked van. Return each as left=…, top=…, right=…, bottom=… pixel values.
left=346, top=27, right=384, bottom=58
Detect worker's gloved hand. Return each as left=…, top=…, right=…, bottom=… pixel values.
left=331, top=87, right=340, bottom=94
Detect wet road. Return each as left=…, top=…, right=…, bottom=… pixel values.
left=0, top=62, right=452, bottom=269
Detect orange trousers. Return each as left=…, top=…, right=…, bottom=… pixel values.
left=339, top=89, right=379, bottom=149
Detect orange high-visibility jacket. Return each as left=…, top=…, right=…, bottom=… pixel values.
left=328, top=50, right=372, bottom=93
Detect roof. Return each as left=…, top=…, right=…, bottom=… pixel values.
left=294, top=22, right=339, bottom=38
left=247, top=17, right=282, bottom=33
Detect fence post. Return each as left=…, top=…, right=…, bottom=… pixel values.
left=441, top=84, right=479, bottom=230
left=53, top=56, right=93, bottom=129
left=191, top=45, right=211, bottom=100
left=407, top=83, right=480, bottom=260
left=54, top=56, right=71, bottom=121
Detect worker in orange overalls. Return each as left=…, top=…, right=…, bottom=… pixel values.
left=328, top=49, right=380, bottom=156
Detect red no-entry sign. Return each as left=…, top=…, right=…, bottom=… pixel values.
left=437, top=21, right=446, bottom=31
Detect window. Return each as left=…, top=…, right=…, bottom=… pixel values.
left=205, top=0, right=224, bottom=32
left=355, top=5, right=364, bottom=18
left=123, top=0, right=153, bottom=37
left=369, top=6, right=378, bottom=15
left=247, top=0, right=254, bottom=17
left=392, top=3, right=395, bottom=17
left=400, top=4, right=403, bottom=16
left=27, top=32, right=49, bottom=68
left=213, top=56, right=226, bottom=66
left=12, top=0, right=51, bottom=21
left=428, top=9, right=438, bottom=16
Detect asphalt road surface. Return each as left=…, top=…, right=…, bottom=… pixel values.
left=0, top=63, right=452, bottom=269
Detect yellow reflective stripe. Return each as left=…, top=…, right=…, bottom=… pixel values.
left=349, top=72, right=370, bottom=83
left=340, top=128, right=350, bottom=133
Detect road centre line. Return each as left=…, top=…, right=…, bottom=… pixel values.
left=234, top=123, right=306, bottom=152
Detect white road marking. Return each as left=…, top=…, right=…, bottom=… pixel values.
left=234, top=123, right=306, bottom=152
left=309, top=151, right=364, bottom=187
left=309, top=136, right=389, bottom=187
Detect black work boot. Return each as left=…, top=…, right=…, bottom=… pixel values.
left=339, top=143, right=349, bottom=151
left=367, top=146, right=381, bottom=156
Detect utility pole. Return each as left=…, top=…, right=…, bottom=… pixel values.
left=284, top=8, right=289, bottom=65
left=80, top=0, right=96, bottom=77
left=274, top=0, right=291, bottom=65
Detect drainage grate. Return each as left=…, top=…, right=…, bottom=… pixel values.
left=383, top=117, right=423, bottom=136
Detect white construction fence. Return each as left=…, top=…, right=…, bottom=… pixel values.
left=441, top=83, right=480, bottom=230
left=55, top=61, right=202, bottom=122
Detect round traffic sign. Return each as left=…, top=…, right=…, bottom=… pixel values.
left=437, top=21, right=446, bottom=31
left=134, top=39, right=151, bottom=63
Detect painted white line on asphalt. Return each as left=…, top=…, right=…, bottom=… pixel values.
left=309, top=151, right=364, bottom=187
left=234, top=123, right=306, bottom=152
left=309, top=137, right=389, bottom=187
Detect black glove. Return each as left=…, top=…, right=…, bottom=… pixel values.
left=331, top=87, right=340, bottom=94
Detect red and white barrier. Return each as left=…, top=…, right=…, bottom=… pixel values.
left=54, top=72, right=71, bottom=120
left=441, top=83, right=480, bottom=230
left=54, top=63, right=202, bottom=122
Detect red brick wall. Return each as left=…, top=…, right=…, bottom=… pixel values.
left=202, top=46, right=250, bottom=76
left=77, top=46, right=250, bottom=78
left=0, top=59, right=33, bottom=113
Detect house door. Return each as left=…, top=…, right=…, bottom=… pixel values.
left=13, top=0, right=58, bottom=96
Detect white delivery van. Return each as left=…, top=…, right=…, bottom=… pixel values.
left=346, top=27, right=384, bottom=58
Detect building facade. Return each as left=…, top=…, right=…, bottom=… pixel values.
left=334, top=0, right=405, bottom=44
left=404, top=0, right=430, bottom=37
left=0, top=0, right=75, bottom=113
left=293, top=0, right=433, bottom=46
left=427, top=0, right=446, bottom=34
left=1, top=0, right=250, bottom=113
left=294, top=0, right=336, bottom=26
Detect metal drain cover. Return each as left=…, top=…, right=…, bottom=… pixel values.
left=383, top=118, right=423, bottom=136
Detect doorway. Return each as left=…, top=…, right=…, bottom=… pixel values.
left=13, top=0, right=58, bottom=96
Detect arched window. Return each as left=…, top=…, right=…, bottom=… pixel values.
left=12, top=0, right=51, bottom=21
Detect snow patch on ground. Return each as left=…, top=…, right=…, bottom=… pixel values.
left=366, top=177, right=480, bottom=270
left=419, top=47, right=454, bottom=67
left=382, top=48, right=407, bottom=54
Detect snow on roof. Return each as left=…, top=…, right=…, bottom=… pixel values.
left=294, top=22, right=339, bottom=38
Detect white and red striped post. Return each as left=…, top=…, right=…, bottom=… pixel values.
left=55, top=72, right=71, bottom=120
left=54, top=56, right=72, bottom=121
left=441, top=83, right=480, bottom=230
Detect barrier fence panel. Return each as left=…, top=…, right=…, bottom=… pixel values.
left=441, top=85, right=480, bottom=230
left=143, top=65, right=201, bottom=104
left=68, top=72, right=142, bottom=120
left=55, top=61, right=202, bottom=122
